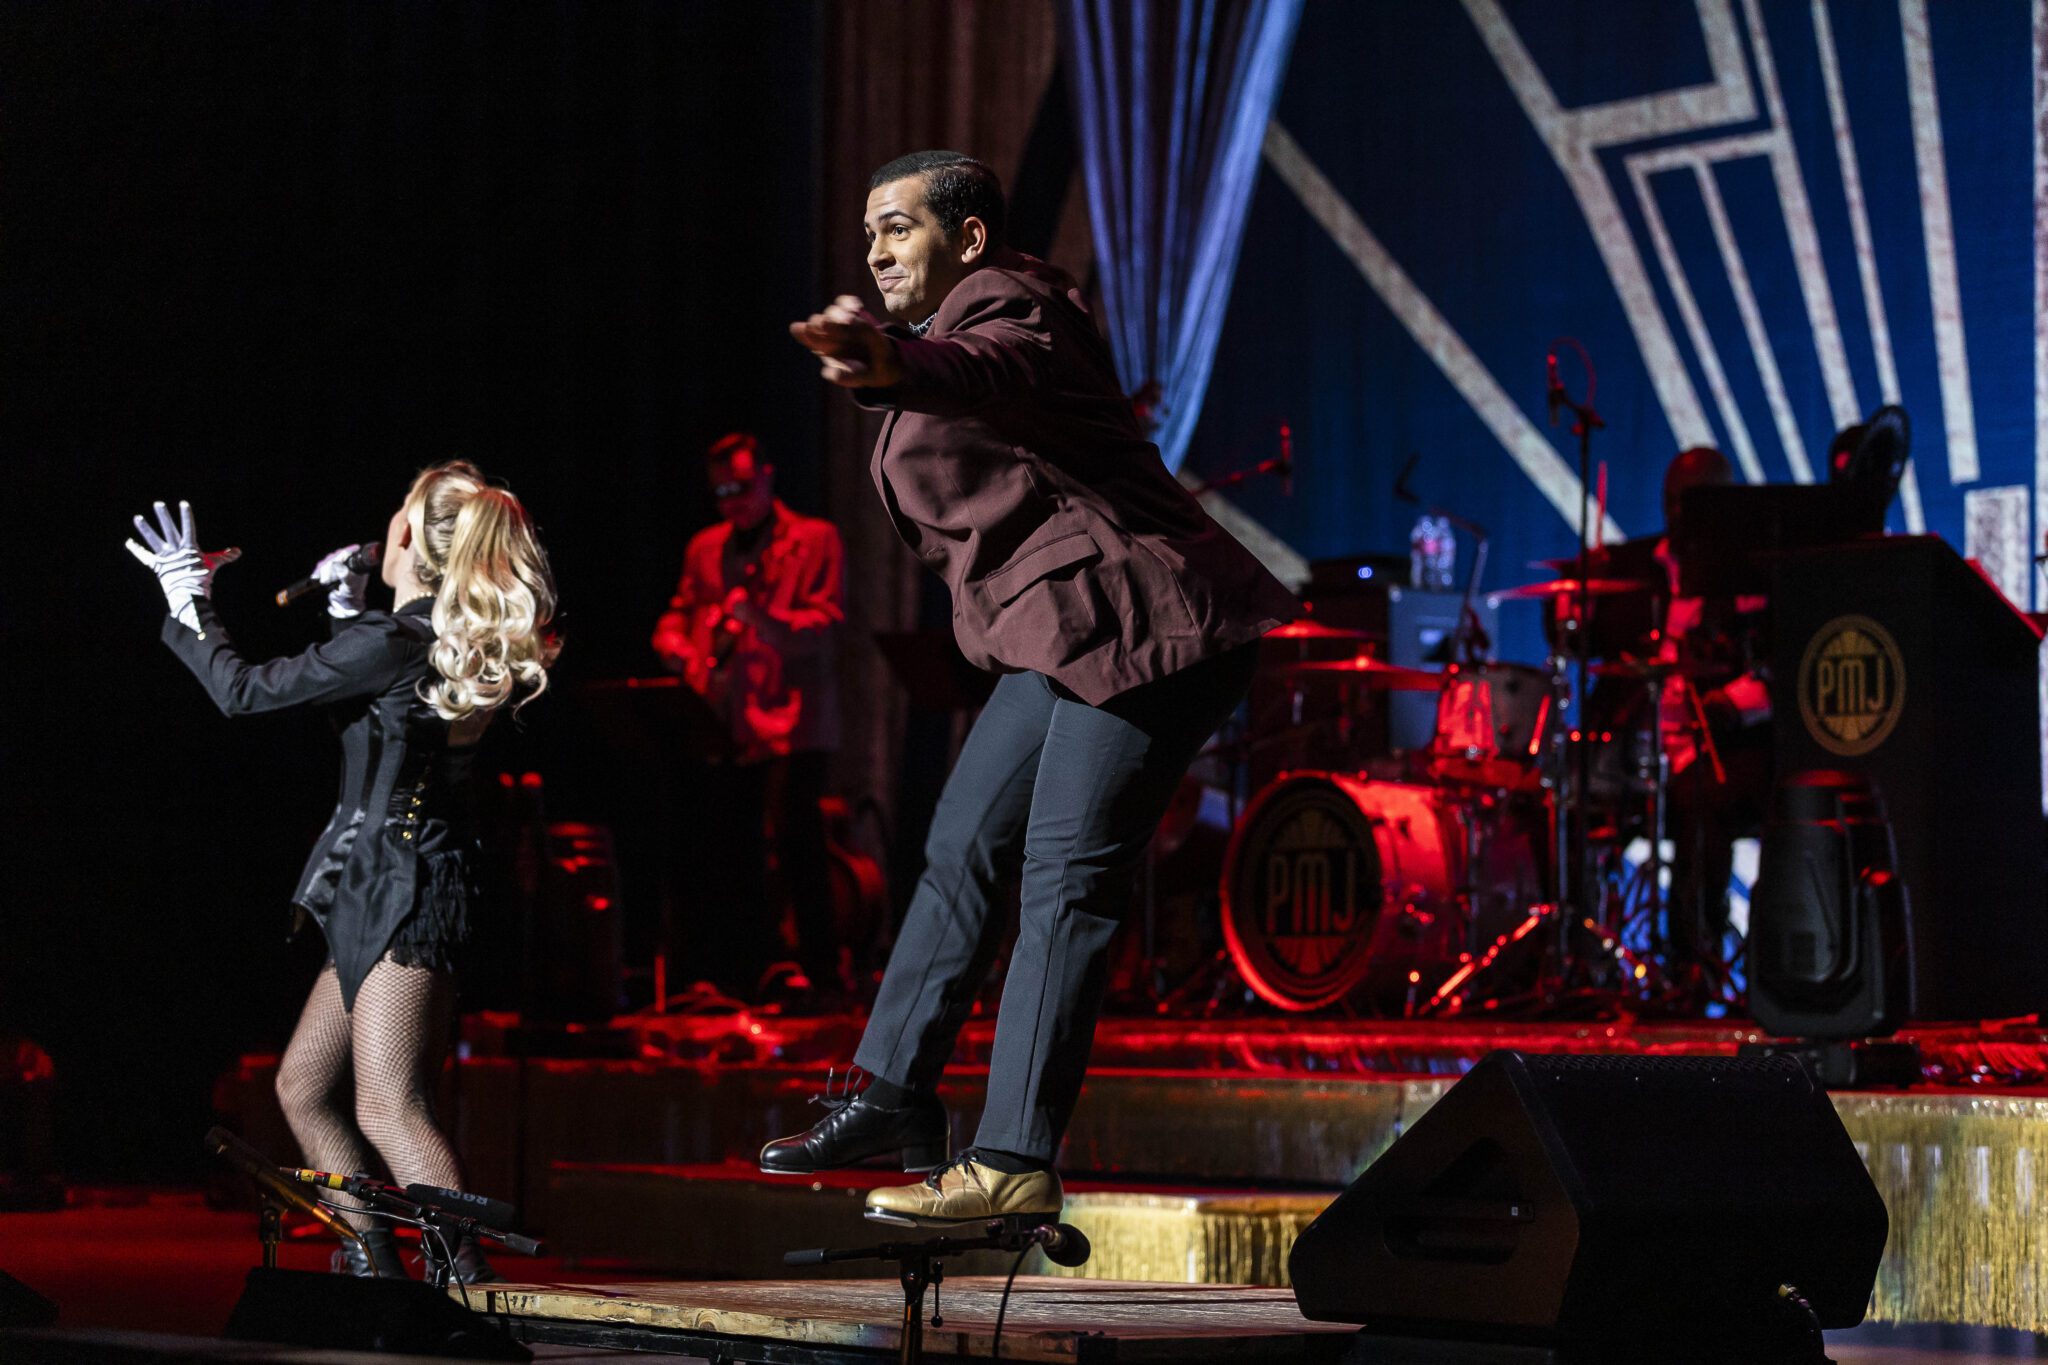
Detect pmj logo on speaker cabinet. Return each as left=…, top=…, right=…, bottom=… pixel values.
left=1797, top=615, right=1907, bottom=757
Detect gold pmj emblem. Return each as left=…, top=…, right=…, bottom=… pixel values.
left=1797, top=615, right=1906, bottom=756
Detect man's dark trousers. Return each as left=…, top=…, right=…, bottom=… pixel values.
left=854, top=644, right=1257, bottom=1162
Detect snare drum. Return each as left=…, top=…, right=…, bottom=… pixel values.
left=1428, top=662, right=1557, bottom=792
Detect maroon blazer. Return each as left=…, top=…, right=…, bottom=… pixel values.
left=857, top=249, right=1298, bottom=705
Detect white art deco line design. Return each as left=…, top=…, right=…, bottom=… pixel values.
left=1626, top=147, right=1770, bottom=485
left=1737, top=0, right=1858, bottom=442
left=1469, top=0, right=1945, bottom=522
left=1813, top=0, right=1927, bottom=533
left=1965, top=485, right=2030, bottom=608
left=1695, top=155, right=1816, bottom=484
left=1263, top=121, right=1625, bottom=543
left=1900, top=0, right=1979, bottom=486
left=1462, top=0, right=1745, bottom=451
left=1628, top=140, right=1815, bottom=485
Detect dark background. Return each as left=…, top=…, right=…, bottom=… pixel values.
left=1, top=1, right=829, bottom=1178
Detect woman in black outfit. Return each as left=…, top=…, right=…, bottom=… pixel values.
left=126, top=461, right=557, bottom=1281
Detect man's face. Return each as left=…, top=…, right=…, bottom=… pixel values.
left=711, top=449, right=774, bottom=529
left=865, top=176, right=972, bottom=322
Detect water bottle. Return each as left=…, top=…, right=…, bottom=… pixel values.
left=1409, top=514, right=1456, bottom=591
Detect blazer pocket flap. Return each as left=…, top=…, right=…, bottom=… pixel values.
left=986, top=531, right=1102, bottom=606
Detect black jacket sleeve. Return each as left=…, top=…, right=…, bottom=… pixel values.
left=161, top=601, right=422, bottom=716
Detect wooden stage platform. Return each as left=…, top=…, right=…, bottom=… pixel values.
left=212, top=1013, right=2048, bottom=1334
left=467, top=1277, right=1354, bottom=1364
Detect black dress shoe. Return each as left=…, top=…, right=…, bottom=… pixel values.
left=330, top=1226, right=408, bottom=1279
left=424, top=1232, right=503, bottom=1285
left=760, top=1090, right=949, bottom=1174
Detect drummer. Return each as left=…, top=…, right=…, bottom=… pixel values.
left=1653, top=448, right=1772, bottom=1004
left=1577, top=447, right=1772, bottom=1008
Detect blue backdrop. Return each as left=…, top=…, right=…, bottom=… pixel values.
left=1188, top=0, right=2042, bottom=662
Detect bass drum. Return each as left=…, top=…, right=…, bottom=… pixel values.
left=1220, top=773, right=1462, bottom=1013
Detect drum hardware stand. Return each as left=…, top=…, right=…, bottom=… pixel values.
left=1547, top=338, right=1605, bottom=944
left=1592, top=657, right=1727, bottom=1008
left=257, top=1198, right=285, bottom=1270
left=1135, top=719, right=1253, bottom=1010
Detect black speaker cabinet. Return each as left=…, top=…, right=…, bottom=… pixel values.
left=224, top=1268, right=529, bottom=1360
left=1289, top=1051, right=1886, bottom=1352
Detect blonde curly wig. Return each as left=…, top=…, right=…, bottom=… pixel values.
left=402, top=461, right=558, bottom=721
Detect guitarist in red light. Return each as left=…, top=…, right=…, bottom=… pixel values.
left=652, top=432, right=846, bottom=998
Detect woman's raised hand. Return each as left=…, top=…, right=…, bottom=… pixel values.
left=313, top=543, right=370, bottom=619
left=124, top=499, right=242, bottom=632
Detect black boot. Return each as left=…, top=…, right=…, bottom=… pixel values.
left=760, top=1087, right=949, bottom=1175
left=330, top=1226, right=408, bottom=1279
left=424, top=1232, right=503, bottom=1285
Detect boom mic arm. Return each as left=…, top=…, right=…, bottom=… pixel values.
left=204, top=1127, right=366, bottom=1253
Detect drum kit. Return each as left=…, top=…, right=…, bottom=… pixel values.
left=1203, top=569, right=1724, bottom=1020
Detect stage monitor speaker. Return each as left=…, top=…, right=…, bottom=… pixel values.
left=1289, top=1051, right=1886, bottom=1354
left=223, top=1268, right=529, bottom=1360
left=0, top=1269, right=56, bottom=1329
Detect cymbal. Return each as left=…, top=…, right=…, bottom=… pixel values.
left=1265, top=619, right=1383, bottom=641
left=1281, top=656, right=1441, bottom=690
left=1496, top=577, right=1655, bottom=602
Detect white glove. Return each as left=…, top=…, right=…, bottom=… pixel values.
left=313, top=543, right=370, bottom=619
left=124, top=499, right=241, bottom=633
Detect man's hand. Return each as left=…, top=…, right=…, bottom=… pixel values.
left=789, top=294, right=903, bottom=389
left=723, top=585, right=768, bottom=630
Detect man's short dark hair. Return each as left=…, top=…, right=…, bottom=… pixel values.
left=708, top=431, right=761, bottom=467
left=868, top=150, right=1006, bottom=246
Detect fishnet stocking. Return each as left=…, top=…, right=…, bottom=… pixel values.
left=351, top=958, right=462, bottom=1192
left=276, top=965, right=374, bottom=1226
left=273, top=959, right=464, bottom=1231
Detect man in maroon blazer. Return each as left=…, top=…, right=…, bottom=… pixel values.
left=763, top=151, right=1297, bottom=1226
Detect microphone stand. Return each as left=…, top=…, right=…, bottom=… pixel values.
left=205, top=1126, right=369, bottom=1271
left=1437, top=510, right=1491, bottom=664
left=784, top=1220, right=1080, bottom=1365
left=1184, top=423, right=1293, bottom=496
left=1548, top=347, right=1605, bottom=963
left=324, top=1183, right=542, bottom=1288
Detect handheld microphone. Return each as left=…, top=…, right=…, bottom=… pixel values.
left=1546, top=352, right=1563, bottom=427
left=276, top=542, right=383, bottom=607
left=204, top=1128, right=366, bottom=1252
left=1031, top=1223, right=1092, bottom=1268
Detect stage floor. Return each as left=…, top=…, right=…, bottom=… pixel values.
left=3, top=1197, right=2045, bottom=1363
left=205, top=1009, right=2048, bottom=1335
left=473, top=1277, right=1349, bottom=1363
left=466, top=1277, right=2048, bottom=1365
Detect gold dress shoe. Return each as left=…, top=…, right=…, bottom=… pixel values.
left=864, top=1154, right=1064, bottom=1228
